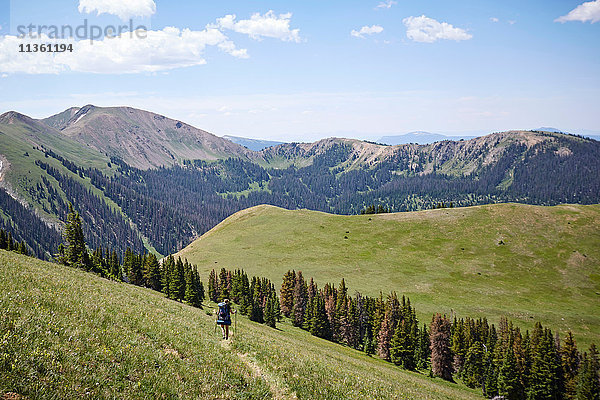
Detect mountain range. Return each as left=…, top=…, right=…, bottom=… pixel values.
left=1, top=105, right=599, bottom=258
left=223, top=135, right=285, bottom=151
left=377, top=131, right=477, bottom=145
left=377, top=128, right=600, bottom=145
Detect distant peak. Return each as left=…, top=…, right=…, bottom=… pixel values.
left=80, top=104, right=97, bottom=112
left=0, top=110, right=35, bottom=124
left=408, top=131, right=435, bottom=136
left=535, top=127, right=567, bottom=134
left=66, top=105, right=98, bottom=126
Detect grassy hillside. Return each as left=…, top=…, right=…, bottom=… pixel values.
left=177, top=203, right=600, bottom=347
left=0, top=250, right=481, bottom=399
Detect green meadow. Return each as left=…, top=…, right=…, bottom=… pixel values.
left=178, top=203, right=600, bottom=347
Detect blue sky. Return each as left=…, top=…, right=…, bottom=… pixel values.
left=0, top=0, right=599, bottom=141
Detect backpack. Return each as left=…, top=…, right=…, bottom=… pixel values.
left=217, top=302, right=230, bottom=321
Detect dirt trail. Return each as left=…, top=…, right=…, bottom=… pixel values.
left=220, top=339, right=296, bottom=400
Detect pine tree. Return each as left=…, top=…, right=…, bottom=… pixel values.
left=390, top=318, right=417, bottom=370
left=576, top=345, right=599, bottom=400
left=183, top=261, right=196, bottom=305
left=63, top=203, right=90, bottom=270
left=484, top=358, right=499, bottom=398
left=377, top=293, right=400, bottom=361
left=218, top=268, right=230, bottom=300
left=109, top=250, right=121, bottom=281
left=194, top=272, right=205, bottom=307
left=364, top=331, right=375, bottom=356
left=161, top=255, right=174, bottom=298
left=238, top=272, right=251, bottom=314
left=310, top=295, right=330, bottom=339
left=90, top=247, right=104, bottom=275
left=17, top=240, right=28, bottom=256
left=230, top=270, right=241, bottom=303
left=124, top=247, right=142, bottom=285
left=280, top=270, right=296, bottom=318
left=562, top=331, right=580, bottom=399
left=377, top=311, right=394, bottom=361
left=264, top=296, right=276, bottom=328
left=452, top=319, right=467, bottom=374
left=303, top=292, right=315, bottom=331
left=430, top=313, right=453, bottom=381
left=371, top=293, right=385, bottom=348
left=292, top=272, right=307, bottom=327
left=169, top=257, right=184, bottom=301
left=208, top=269, right=218, bottom=302
left=528, top=325, right=562, bottom=399
left=498, top=344, right=524, bottom=400
left=143, top=253, right=161, bottom=291
left=335, top=279, right=348, bottom=342
left=345, top=299, right=360, bottom=349
left=249, top=297, right=264, bottom=323
left=462, top=341, right=485, bottom=389
left=0, top=229, right=6, bottom=249
left=416, top=324, right=431, bottom=370
left=272, top=292, right=281, bottom=322
left=6, top=231, right=14, bottom=251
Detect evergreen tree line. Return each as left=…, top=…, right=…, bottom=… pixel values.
left=0, top=228, right=29, bottom=256
left=57, top=204, right=205, bottom=309
left=281, top=270, right=600, bottom=399
left=207, top=268, right=281, bottom=328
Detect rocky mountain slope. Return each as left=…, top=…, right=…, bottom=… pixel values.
left=43, top=105, right=253, bottom=169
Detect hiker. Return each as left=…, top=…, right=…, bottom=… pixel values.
left=216, top=299, right=235, bottom=340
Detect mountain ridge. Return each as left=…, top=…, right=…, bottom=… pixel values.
left=378, top=131, right=477, bottom=145
left=39, top=105, right=255, bottom=169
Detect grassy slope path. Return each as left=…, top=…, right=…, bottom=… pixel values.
left=0, top=250, right=480, bottom=399
left=178, top=203, right=600, bottom=347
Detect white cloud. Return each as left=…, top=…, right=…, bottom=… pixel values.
left=215, top=11, right=301, bottom=42
left=402, top=15, right=472, bottom=43
left=555, top=0, right=600, bottom=23
left=490, top=17, right=499, bottom=23
left=0, top=10, right=299, bottom=75
left=351, top=25, right=384, bottom=38
left=0, top=35, right=68, bottom=74
left=78, top=0, right=156, bottom=21
left=508, top=20, right=517, bottom=25
left=376, top=1, right=397, bottom=10
left=0, top=27, right=248, bottom=74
